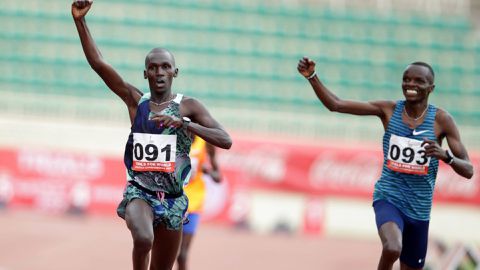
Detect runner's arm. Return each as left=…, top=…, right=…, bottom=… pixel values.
left=205, top=143, right=221, bottom=183
left=297, top=57, right=394, bottom=119
left=181, top=97, right=232, bottom=150
left=437, top=110, right=473, bottom=179
left=72, top=1, right=142, bottom=123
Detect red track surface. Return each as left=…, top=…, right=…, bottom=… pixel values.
left=0, top=209, right=380, bottom=270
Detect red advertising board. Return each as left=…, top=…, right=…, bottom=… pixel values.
left=218, top=135, right=480, bottom=205
left=0, top=134, right=478, bottom=219
left=0, top=148, right=125, bottom=214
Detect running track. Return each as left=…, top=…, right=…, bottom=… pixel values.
left=0, top=209, right=380, bottom=270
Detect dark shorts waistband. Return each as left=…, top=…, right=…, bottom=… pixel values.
left=128, top=181, right=183, bottom=199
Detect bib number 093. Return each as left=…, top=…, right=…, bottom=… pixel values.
left=389, top=144, right=428, bottom=165
left=387, top=134, right=430, bottom=175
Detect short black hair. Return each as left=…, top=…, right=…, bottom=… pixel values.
left=410, top=61, right=435, bottom=84
left=144, top=47, right=175, bottom=68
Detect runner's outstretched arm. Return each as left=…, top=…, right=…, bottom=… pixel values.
left=72, top=0, right=141, bottom=123
left=298, top=56, right=395, bottom=125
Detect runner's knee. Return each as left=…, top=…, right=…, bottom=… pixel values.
left=132, top=231, right=154, bottom=252
left=382, top=240, right=402, bottom=260
left=177, top=248, right=188, bottom=262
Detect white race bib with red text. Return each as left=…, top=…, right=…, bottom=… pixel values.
left=387, top=134, right=430, bottom=175
left=132, top=133, right=176, bottom=173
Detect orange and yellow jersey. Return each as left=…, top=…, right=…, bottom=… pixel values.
left=184, top=137, right=207, bottom=213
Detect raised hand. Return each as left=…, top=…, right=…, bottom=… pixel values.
left=297, top=56, right=316, bottom=78
left=71, top=0, right=93, bottom=20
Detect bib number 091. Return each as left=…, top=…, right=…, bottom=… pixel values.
left=134, top=143, right=171, bottom=161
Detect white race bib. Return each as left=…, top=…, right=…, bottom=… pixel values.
left=132, top=133, right=177, bottom=173
left=387, top=134, right=430, bottom=175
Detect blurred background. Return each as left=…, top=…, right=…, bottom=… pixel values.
left=0, top=0, right=479, bottom=269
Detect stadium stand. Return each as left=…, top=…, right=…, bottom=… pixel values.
left=0, top=0, right=478, bottom=147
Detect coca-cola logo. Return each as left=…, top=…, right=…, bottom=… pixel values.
left=308, top=151, right=381, bottom=191
left=219, top=147, right=286, bottom=183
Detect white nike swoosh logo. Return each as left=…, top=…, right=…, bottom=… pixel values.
left=412, top=130, right=428, bottom=136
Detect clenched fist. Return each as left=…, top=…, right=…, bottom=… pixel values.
left=71, top=0, right=93, bottom=20
left=297, top=56, right=316, bottom=79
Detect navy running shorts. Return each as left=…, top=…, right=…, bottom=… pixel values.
left=373, top=199, right=430, bottom=268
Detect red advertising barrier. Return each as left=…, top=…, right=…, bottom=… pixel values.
left=0, top=148, right=125, bottom=214
left=219, top=135, right=480, bottom=205
left=0, top=135, right=478, bottom=219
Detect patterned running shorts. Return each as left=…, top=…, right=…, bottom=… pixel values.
left=117, top=183, right=189, bottom=231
